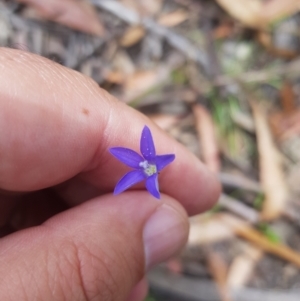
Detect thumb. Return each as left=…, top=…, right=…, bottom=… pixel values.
left=0, top=192, right=188, bottom=301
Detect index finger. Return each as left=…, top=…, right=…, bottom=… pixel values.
left=0, top=48, right=220, bottom=215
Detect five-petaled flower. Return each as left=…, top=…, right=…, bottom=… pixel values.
left=109, top=126, right=175, bottom=199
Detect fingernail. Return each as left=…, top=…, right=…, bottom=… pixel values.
left=143, top=204, right=188, bottom=270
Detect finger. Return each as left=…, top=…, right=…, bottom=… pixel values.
left=0, top=47, right=108, bottom=191
left=0, top=48, right=220, bottom=215
left=0, top=192, right=188, bottom=301
left=125, top=278, right=148, bottom=301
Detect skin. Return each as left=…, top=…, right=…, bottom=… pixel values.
left=0, top=47, right=221, bottom=301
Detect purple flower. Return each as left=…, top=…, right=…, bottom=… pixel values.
left=109, top=126, right=175, bottom=199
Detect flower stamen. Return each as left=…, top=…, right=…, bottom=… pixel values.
left=139, top=160, right=149, bottom=169
left=139, top=160, right=157, bottom=177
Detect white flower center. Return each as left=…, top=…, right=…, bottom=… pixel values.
left=139, top=160, right=157, bottom=176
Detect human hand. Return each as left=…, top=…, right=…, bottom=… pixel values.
left=0, top=48, right=220, bottom=301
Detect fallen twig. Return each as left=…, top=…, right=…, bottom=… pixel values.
left=219, top=173, right=262, bottom=193
left=221, top=214, right=300, bottom=269
left=218, top=194, right=260, bottom=224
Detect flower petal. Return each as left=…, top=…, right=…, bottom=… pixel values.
left=109, top=147, right=144, bottom=168
left=114, top=170, right=146, bottom=195
left=146, top=174, right=160, bottom=199
left=140, top=126, right=156, bottom=161
left=155, top=154, right=175, bottom=172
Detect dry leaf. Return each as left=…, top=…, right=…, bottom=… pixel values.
left=18, top=0, right=104, bottom=36
left=280, top=81, right=296, bottom=115
left=103, top=70, right=125, bottom=84
left=123, top=67, right=169, bottom=102
left=193, top=104, right=220, bottom=173
left=213, top=22, right=234, bottom=39
left=269, top=81, right=299, bottom=140
left=263, top=0, right=300, bottom=24
left=216, top=0, right=300, bottom=29
left=120, top=0, right=162, bottom=17
left=269, top=82, right=300, bottom=140
left=227, top=245, right=263, bottom=288
left=120, top=26, right=146, bottom=47
left=207, top=250, right=232, bottom=301
left=270, top=110, right=300, bottom=141
left=112, top=51, right=136, bottom=76
left=138, top=0, right=162, bottom=16
left=216, top=0, right=264, bottom=28
left=158, top=9, right=188, bottom=27
left=188, top=213, right=237, bottom=245
left=251, top=101, right=288, bottom=221
left=148, top=114, right=179, bottom=130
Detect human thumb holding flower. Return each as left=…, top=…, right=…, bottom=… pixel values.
left=0, top=48, right=220, bottom=301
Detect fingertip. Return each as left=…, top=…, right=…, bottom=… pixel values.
left=186, top=158, right=221, bottom=215
left=125, top=278, right=148, bottom=301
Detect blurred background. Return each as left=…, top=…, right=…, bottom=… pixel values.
left=1, top=0, right=300, bottom=300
